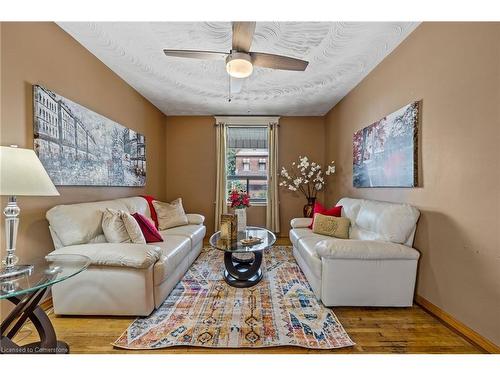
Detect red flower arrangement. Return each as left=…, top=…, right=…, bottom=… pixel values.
left=229, top=189, right=250, bottom=209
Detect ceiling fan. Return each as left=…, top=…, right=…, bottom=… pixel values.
left=163, top=22, right=309, bottom=95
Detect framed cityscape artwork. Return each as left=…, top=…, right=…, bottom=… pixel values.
left=353, top=101, right=419, bottom=188
left=33, top=85, right=146, bottom=186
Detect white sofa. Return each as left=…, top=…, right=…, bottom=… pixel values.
left=46, top=196, right=206, bottom=316
left=290, top=197, right=420, bottom=307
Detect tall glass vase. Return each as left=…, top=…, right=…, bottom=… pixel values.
left=234, top=208, right=247, bottom=232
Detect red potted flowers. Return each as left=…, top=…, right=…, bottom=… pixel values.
left=229, top=189, right=250, bottom=231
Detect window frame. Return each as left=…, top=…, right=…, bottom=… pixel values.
left=226, top=125, right=268, bottom=205
left=258, top=158, right=267, bottom=172
left=223, top=123, right=272, bottom=206
left=216, top=116, right=279, bottom=207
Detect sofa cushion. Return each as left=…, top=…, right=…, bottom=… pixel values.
left=296, top=236, right=324, bottom=279
left=160, top=225, right=206, bottom=247
left=116, top=197, right=151, bottom=218
left=49, top=243, right=162, bottom=269
left=46, top=197, right=151, bottom=247
left=315, top=238, right=420, bottom=260
left=152, top=235, right=191, bottom=286
left=337, top=198, right=362, bottom=224
left=88, top=234, right=107, bottom=244
left=289, top=228, right=316, bottom=246
left=337, top=197, right=420, bottom=245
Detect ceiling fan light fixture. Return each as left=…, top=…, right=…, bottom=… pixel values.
left=226, top=52, right=253, bottom=78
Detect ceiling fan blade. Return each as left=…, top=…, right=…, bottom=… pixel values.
left=230, top=77, right=245, bottom=94
left=163, top=49, right=227, bottom=61
left=232, top=22, right=256, bottom=52
left=250, top=52, right=309, bottom=71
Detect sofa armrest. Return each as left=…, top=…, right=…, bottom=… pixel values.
left=316, top=239, right=420, bottom=260
left=290, top=218, right=313, bottom=228
left=48, top=243, right=162, bottom=269
left=186, top=213, right=205, bottom=225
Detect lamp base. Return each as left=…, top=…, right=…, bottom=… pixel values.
left=0, top=264, right=34, bottom=281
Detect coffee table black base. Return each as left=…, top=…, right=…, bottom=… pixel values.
left=1, top=287, right=69, bottom=354
left=223, top=251, right=263, bottom=288
left=224, top=269, right=263, bottom=288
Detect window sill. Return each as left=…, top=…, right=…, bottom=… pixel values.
left=250, top=202, right=267, bottom=207
left=226, top=203, right=267, bottom=207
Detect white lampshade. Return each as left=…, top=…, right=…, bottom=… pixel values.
left=0, top=146, right=59, bottom=196
left=226, top=52, right=253, bottom=78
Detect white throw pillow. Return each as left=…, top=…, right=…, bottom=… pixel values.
left=153, top=198, right=188, bottom=230
left=122, top=213, right=146, bottom=244
left=102, top=208, right=131, bottom=243
left=102, top=208, right=146, bottom=244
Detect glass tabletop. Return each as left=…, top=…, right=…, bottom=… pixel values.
left=209, top=226, right=276, bottom=253
left=0, top=254, right=91, bottom=300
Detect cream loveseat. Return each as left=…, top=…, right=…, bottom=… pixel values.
left=290, top=197, right=420, bottom=307
left=46, top=196, right=206, bottom=316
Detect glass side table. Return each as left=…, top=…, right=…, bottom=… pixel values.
left=209, top=226, right=276, bottom=288
left=0, top=254, right=90, bottom=354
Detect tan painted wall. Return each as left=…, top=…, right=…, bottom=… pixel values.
left=2, top=21, right=497, bottom=347
left=0, top=22, right=167, bottom=272
left=324, top=22, right=500, bottom=345
left=165, top=116, right=326, bottom=236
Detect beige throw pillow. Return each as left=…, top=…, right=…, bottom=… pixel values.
left=153, top=198, right=188, bottom=230
left=102, top=208, right=130, bottom=243
left=312, top=213, right=350, bottom=239
left=122, top=213, right=146, bottom=244
left=102, top=208, right=146, bottom=244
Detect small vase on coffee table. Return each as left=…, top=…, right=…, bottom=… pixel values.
left=234, top=208, right=247, bottom=232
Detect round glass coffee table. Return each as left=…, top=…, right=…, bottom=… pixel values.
left=209, top=226, right=276, bottom=288
left=0, top=254, right=90, bottom=354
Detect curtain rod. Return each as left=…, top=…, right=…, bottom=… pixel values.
left=214, top=123, right=280, bottom=127
left=214, top=115, right=280, bottom=125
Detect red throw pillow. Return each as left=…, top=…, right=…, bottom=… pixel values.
left=140, top=195, right=159, bottom=228
left=132, top=212, right=163, bottom=243
left=308, top=203, right=343, bottom=229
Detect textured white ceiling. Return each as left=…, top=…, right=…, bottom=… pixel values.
left=58, top=22, right=419, bottom=116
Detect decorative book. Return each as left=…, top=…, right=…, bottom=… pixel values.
left=220, top=214, right=238, bottom=242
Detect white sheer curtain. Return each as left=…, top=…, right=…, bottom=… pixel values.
left=214, top=121, right=228, bottom=232
left=266, top=122, right=280, bottom=233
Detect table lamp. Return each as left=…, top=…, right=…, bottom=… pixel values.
left=0, top=145, right=59, bottom=280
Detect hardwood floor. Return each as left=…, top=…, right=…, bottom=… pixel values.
left=13, top=305, right=482, bottom=354
left=12, top=238, right=483, bottom=354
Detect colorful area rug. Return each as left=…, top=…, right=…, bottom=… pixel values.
left=114, top=246, right=354, bottom=349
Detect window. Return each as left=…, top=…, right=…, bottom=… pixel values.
left=243, top=158, right=250, bottom=171
left=258, top=158, right=266, bottom=171
left=226, top=126, right=268, bottom=204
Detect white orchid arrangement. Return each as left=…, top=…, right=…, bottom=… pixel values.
left=279, top=156, right=336, bottom=199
